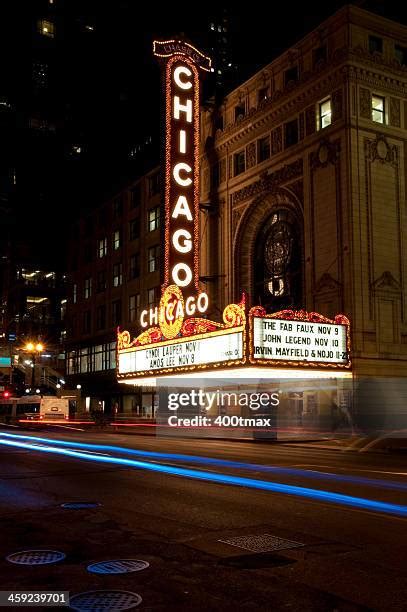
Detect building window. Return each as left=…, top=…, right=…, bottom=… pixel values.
left=84, top=277, right=92, bottom=299
left=129, top=253, right=140, bottom=279
left=60, top=299, right=67, bottom=321
left=113, top=196, right=123, bottom=218
left=131, top=184, right=141, bottom=208
left=149, top=172, right=160, bottom=196
left=372, top=95, right=385, bottom=123
left=112, top=300, right=122, bottom=326
left=148, top=287, right=160, bottom=305
left=83, top=311, right=91, bottom=334
left=96, top=305, right=106, bottom=330
left=369, top=35, right=383, bottom=54
left=148, top=206, right=160, bottom=232
left=97, top=270, right=106, bottom=292
left=313, top=45, right=327, bottom=67
left=73, top=283, right=77, bottom=304
left=214, top=115, right=224, bottom=131
left=98, top=237, right=107, bottom=258
left=284, top=66, right=298, bottom=86
left=113, top=229, right=121, bottom=250
left=84, top=242, right=93, bottom=263
left=148, top=245, right=160, bottom=273
left=113, top=262, right=123, bottom=287
left=284, top=119, right=299, bottom=148
left=129, top=294, right=140, bottom=323
left=258, top=87, right=269, bottom=105
left=234, top=150, right=245, bottom=176
left=38, top=19, right=55, bottom=37
left=129, top=218, right=140, bottom=241
left=234, top=103, right=245, bottom=121
left=319, top=98, right=332, bottom=129
left=395, top=44, right=407, bottom=66
left=258, top=136, right=271, bottom=162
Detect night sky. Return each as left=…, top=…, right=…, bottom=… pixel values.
left=1, top=0, right=405, bottom=259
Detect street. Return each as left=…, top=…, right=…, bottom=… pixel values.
left=0, top=429, right=406, bottom=611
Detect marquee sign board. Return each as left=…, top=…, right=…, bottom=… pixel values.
left=249, top=307, right=350, bottom=369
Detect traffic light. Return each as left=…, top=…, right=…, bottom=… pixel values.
left=2, top=391, right=10, bottom=399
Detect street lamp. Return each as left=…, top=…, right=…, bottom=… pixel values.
left=24, top=342, right=45, bottom=388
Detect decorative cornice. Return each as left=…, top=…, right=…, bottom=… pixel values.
left=232, top=158, right=303, bottom=205
left=213, top=45, right=407, bottom=152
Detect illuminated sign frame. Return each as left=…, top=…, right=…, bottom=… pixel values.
left=248, top=307, right=351, bottom=370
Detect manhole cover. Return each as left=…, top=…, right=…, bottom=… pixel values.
left=61, top=502, right=101, bottom=509
left=69, top=590, right=142, bottom=611
left=218, top=534, right=304, bottom=553
left=87, top=560, right=149, bottom=574
left=6, top=549, right=66, bottom=565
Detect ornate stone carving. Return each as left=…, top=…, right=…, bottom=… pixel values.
left=271, top=126, right=282, bottom=155
left=372, top=271, right=401, bottom=294
left=219, top=158, right=226, bottom=184
left=332, top=88, right=343, bottom=122
left=359, top=87, right=371, bottom=119
left=232, top=206, right=245, bottom=236
left=285, top=179, right=303, bottom=204
left=389, top=97, right=401, bottom=127
left=310, top=139, right=340, bottom=170
left=364, top=135, right=398, bottom=167
left=232, top=159, right=303, bottom=205
left=305, top=105, right=316, bottom=136
left=314, top=273, right=341, bottom=294
left=246, top=142, right=256, bottom=169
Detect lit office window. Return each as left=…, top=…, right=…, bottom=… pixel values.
left=38, top=19, right=55, bottom=37
left=98, top=237, right=107, bottom=258
left=113, top=230, right=121, bottom=250
left=148, top=206, right=160, bottom=232
left=148, top=287, right=159, bottom=305
left=372, top=95, right=385, bottom=123
left=84, top=277, right=92, bottom=299
left=148, top=245, right=160, bottom=273
left=319, top=98, right=332, bottom=129
left=113, top=263, right=123, bottom=287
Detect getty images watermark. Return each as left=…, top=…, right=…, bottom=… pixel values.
left=165, top=388, right=280, bottom=428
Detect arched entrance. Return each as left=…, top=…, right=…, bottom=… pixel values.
left=235, top=189, right=304, bottom=310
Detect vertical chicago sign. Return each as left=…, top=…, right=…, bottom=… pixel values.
left=117, top=40, right=247, bottom=379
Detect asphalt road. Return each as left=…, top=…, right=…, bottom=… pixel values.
left=0, top=428, right=406, bottom=611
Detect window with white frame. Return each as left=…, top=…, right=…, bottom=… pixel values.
left=98, top=237, right=107, bottom=258
left=113, top=229, right=121, bottom=250
left=319, top=98, right=332, bottom=129
left=129, top=294, right=140, bottom=323
left=372, top=95, right=385, bottom=123
left=84, top=277, right=92, bottom=299
left=148, top=245, right=160, bottom=273
left=113, top=262, right=123, bottom=287
left=148, top=206, right=160, bottom=232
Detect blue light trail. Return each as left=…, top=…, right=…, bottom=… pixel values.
left=0, top=434, right=406, bottom=517
left=0, top=432, right=406, bottom=491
